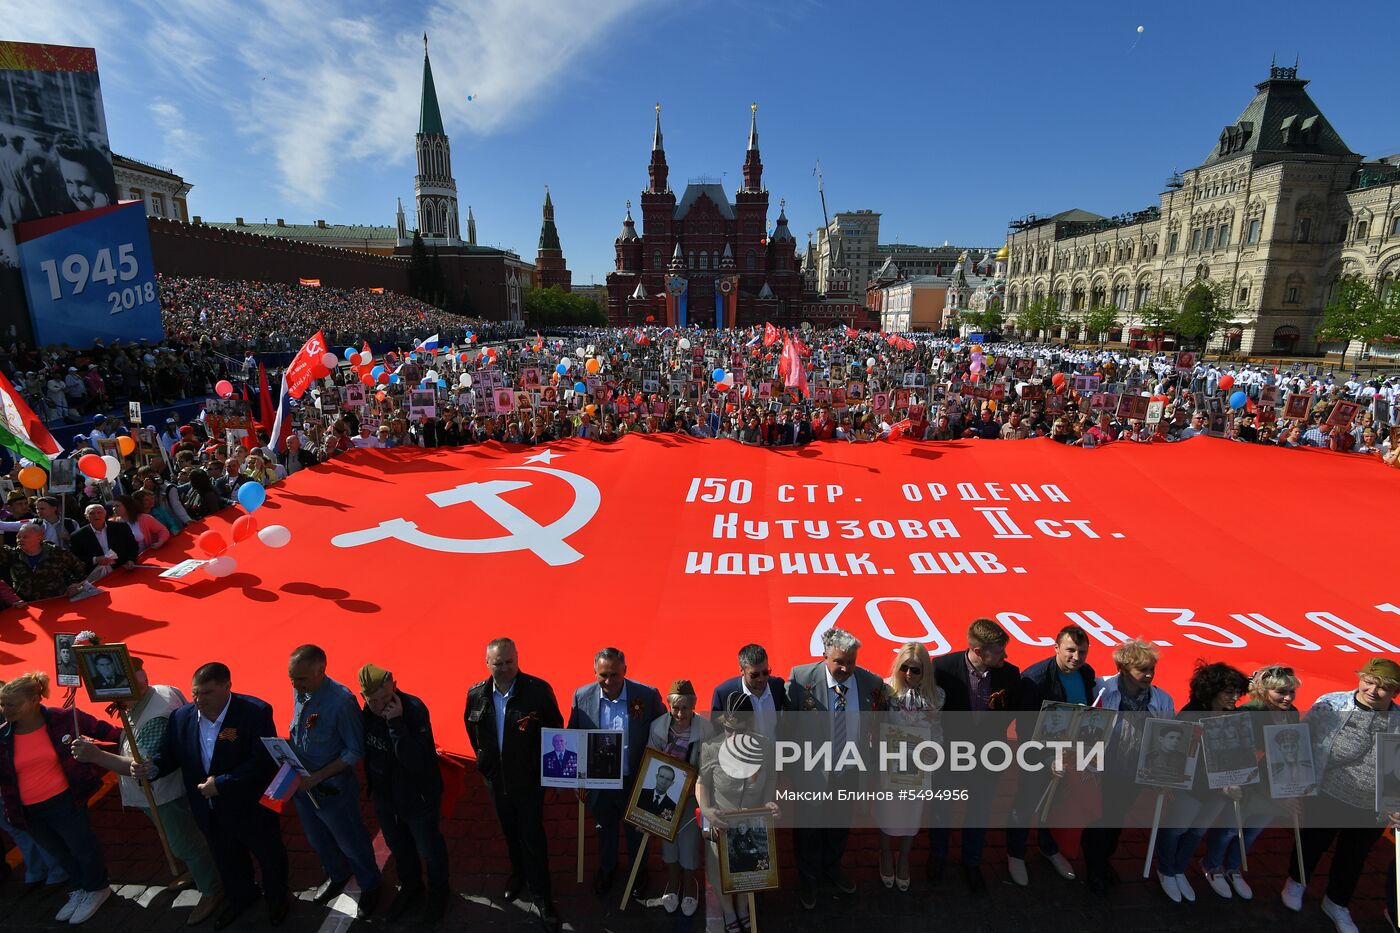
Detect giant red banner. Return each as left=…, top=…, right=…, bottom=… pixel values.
left=3, top=436, right=1398, bottom=756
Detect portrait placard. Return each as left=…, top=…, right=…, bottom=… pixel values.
left=1376, top=734, right=1400, bottom=814
left=1326, top=400, right=1361, bottom=429
left=1200, top=713, right=1260, bottom=789
left=539, top=728, right=624, bottom=790
left=1146, top=400, right=1165, bottom=425
left=1135, top=718, right=1200, bottom=790
left=878, top=720, right=932, bottom=792
left=1259, top=385, right=1279, bottom=409
left=262, top=737, right=310, bottom=776
left=1208, top=412, right=1227, bottom=437
left=1032, top=701, right=1083, bottom=745
left=1283, top=392, right=1313, bottom=420
left=48, top=457, right=77, bottom=493
left=718, top=809, right=780, bottom=894
left=624, top=747, right=699, bottom=842
left=1263, top=723, right=1317, bottom=798
left=1072, top=708, right=1116, bottom=768
left=54, top=633, right=80, bottom=688
left=1174, top=350, right=1197, bottom=372
left=74, top=642, right=139, bottom=703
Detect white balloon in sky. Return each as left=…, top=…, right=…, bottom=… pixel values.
left=1137, top=25, right=1145, bottom=33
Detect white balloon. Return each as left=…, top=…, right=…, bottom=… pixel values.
left=587, top=344, right=596, bottom=355
left=258, top=524, right=292, bottom=548
left=425, top=369, right=439, bottom=382
left=458, top=373, right=470, bottom=387
left=206, top=555, right=237, bottom=578
left=575, top=347, right=586, bottom=358
left=1136, top=24, right=1145, bottom=32
left=102, top=454, right=121, bottom=481
left=678, top=338, right=691, bottom=350
left=866, top=357, right=877, bottom=367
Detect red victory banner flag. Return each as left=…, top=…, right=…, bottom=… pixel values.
left=780, top=334, right=809, bottom=397
left=283, top=330, right=328, bottom=400
left=3, top=438, right=1398, bottom=755
left=763, top=322, right=781, bottom=346
left=298, top=277, right=322, bottom=287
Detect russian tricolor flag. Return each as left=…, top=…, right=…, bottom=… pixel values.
left=260, top=762, right=301, bottom=813
left=421, top=334, right=440, bottom=353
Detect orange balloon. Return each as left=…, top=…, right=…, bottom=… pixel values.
left=585, top=404, right=597, bottom=415
left=116, top=435, right=136, bottom=457
left=18, top=466, right=46, bottom=489
left=585, top=358, right=601, bottom=374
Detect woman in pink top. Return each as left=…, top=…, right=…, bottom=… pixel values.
left=112, top=494, right=170, bottom=553
left=0, top=672, right=121, bottom=924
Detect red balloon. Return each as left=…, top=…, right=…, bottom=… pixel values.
left=347, top=352, right=361, bottom=367
left=460, top=352, right=471, bottom=363
left=78, top=453, right=105, bottom=479
left=196, top=531, right=228, bottom=557
left=377, top=372, right=389, bottom=385
left=1052, top=372, right=1067, bottom=387
left=1218, top=375, right=1235, bottom=391
left=231, top=514, right=259, bottom=543
left=360, top=372, right=375, bottom=386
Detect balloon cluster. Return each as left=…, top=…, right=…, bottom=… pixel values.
left=194, top=478, right=292, bottom=578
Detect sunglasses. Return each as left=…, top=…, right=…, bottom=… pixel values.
left=900, top=664, right=922, bottom=675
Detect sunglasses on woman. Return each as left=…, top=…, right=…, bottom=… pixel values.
left=900, top=664, right=922, bottom=675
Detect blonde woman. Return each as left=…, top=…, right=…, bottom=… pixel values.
left=876, top=643, right=943, bottom=891
left=0, top=672, right=122, bottom=924
left=646, top=680, right=712, bottom=917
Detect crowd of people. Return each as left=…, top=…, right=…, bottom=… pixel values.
left=2, top=626, right=1398, bottom=933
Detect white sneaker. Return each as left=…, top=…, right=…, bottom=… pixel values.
left=1008, top=856, right=1029, bottom=887
left=1158, top=871, right=1182, bottom=903
left=1227, top=870, right=1253, bottom=901
left=1281, top=877, right=1305, bottom=912
left=680, top=893, right=698, bottom=917
left=69, top=888, right=110, bottom=924
left=1046, top=852, right=1076, bottom=880
left=660, top=891, right=679, bottom=914
left=1174, top=873, right=1196, bottom=903
left=55, top=891, right=83, bottom=922
left=1202, top=868, right=1232, bottom=899
left=1321, top=896, right=1360, bottom=933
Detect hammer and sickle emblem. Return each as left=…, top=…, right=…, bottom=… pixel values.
left=331, top=457, right=600, bottom=566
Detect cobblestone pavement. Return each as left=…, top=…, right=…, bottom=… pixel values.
left=2, top=776, right=1394, bottom=932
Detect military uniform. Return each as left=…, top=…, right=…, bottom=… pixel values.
left=0, top=542, right=86, bottom=601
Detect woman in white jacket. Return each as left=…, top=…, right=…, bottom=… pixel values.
left=646, top=680, right=713, bottom=918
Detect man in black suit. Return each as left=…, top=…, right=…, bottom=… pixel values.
left=465, top=637, right=563, bottom=932
left=928, top=618, right=1022, bottom=894
left=69, top=503, right=138, bottom=575
left=710, top=643, right=787, bottom=741
left=567, top=647, right=664, bottom=900
left=143, top=662, right=290, bottom=930
left=540, top=732, right=578, bottom=778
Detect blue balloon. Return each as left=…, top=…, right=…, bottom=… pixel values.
left=555, top=363, right=568, bottom=375
left=408, top=351, right=419, bottom=361
left=343, top=347, right=356, bottom=361
left=573, top=381, right=586, bottom=394
left=371, top=366, right=385, bottom=379
left=236, top=481, right=266, bottom=513
left=389, top=373, right=400, bottom=384
left=622, top=352, right=630, bottom=361
left=437, top=379, right=448, bottom=390
left=1228, top=391, right=1247, bottom=410
left=712, top=368, right=726, bottom=382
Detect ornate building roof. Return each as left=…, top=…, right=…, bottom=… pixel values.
left=1201, top=64, right=1354, bottom=167
left=419, top=35, right=445, bottom=136
left=674, top=183, right=736, bottom=221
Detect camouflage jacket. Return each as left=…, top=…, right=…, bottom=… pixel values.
left=0, top=542, right=87, bottom=601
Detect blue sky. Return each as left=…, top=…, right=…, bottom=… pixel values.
left=9, top=0, right=1400, bottom=284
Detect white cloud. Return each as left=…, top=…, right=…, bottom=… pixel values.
left=148, top=97, right=199, bottom=167
left=92, top=0, right=652, bottom=206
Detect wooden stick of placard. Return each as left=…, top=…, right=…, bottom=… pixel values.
left=1142, top=791, right=1165, bottom=879
left=747, top=893, right=758, bottom=933
left=1233, top=799, right=1248, bottom=872
left=117, top=709, right=179, bottom=876
left=1293, top=813, right=1306, bottom=887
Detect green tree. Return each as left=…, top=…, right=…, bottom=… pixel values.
left=426, top=250, right=447, bottom=307
left=1138, top=286, right=1178, bottom=350
left=523, top=287, right=605, bottom=327
left=1317, top=274, right=1400, bottom=365
left=1017, top=295, right=1061, bottom=340
left=1082, top=304, right=1118, bottom=347
left=1175, top=279, right=1234, bottom=355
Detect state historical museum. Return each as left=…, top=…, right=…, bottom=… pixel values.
left=606, top=105, right=815, bottom=328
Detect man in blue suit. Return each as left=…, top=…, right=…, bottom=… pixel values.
left=567, top=647, right=663, bottom=899
left=709, top=643, right=788, bottom=740
left=144, top=662, right=290, bottom=930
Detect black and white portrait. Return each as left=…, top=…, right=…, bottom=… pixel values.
left=74, top=642, right=138, bottom=702
left=624, top=747, right=699, bottom=841
left=53, top=633, right=79, bottom=687
left=1200, top=713, right=1260, bottom=788
left=539, top=728, right=579, bottom=784
left=586, top=730, right=623, bottom=786
left=1378, top=734, right=1400, bottom=814
left=1136, top=719, right=1197, bottom=789
left=1263, top=723, right=1316, bottom=798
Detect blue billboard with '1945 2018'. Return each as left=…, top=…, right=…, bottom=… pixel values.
left=15, top=200, right=165, bottom=347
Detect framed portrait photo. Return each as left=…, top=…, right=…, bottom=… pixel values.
left=1326, top=400, right=1361, bottom=429
left=1263, top=723, right=1317, bottom=798
left=54, top=633, right=81, bottom=688
left=1135, top=719, right=1200, bottom=790
left=1032, top=701, right=1083, bottom=745
left=584, top=729, right=625, bottom=790
left=74, top=642, right=139, bottom=703
left=1283, top=392, right=1313, bottom=420
left=539, top=727, right=582, bottom=788
left=1377, top=734, right=1400, bottom=814
left=717, top=809, right=780, bottom=894
left=1199, top=712, right=1261, bottom=789
left=624, top=747, right=699, bottom=842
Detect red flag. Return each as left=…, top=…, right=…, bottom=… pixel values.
left=888, top=418, right=913, bottom=441
left=763, top=322, right=780, bottom=347
left=844, top=327, right=859, bottom=338
left=781, top=335, right=809, bottom=398
left=257, top=362, right=275, bottom=436
left=283, top=330, right=327, bottom=400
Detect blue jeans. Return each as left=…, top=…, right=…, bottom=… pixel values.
left=1156, top=826, right=1208, bottom=876
left=1202, top=824, right=1265, bottom=872
left=294, top=779, right=381, bottom=891
left=0, top=805, right=68, bottom=885
left=22, top=791, right=107, bottom=893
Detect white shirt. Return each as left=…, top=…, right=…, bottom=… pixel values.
left=824, top=667, right=860, bottom=768
left=741, top=679, right=778, bottom=741
left=351, top=435, right=383, bottom=448
left=198, top=697, right=232, bottom=772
